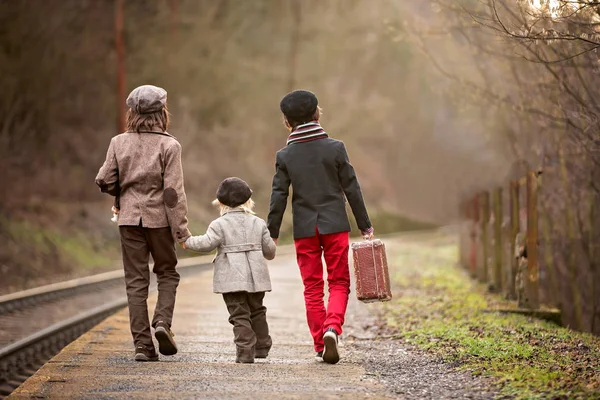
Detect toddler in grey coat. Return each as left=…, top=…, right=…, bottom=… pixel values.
left=184, top=177, right=276, bottom=363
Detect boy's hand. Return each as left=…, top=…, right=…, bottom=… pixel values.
left=272, top=238, right=278, bottom=245
left=181, top=242, right=187, bottom=250
left=362, top=227, right=374, bottom=241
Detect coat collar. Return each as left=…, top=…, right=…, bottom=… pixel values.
left=222, top=208, right=245, bottom=215
left=130, top=129, right=177, bottom=140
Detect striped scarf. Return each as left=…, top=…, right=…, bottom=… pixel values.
left=286, top=121, right=328, bottom=145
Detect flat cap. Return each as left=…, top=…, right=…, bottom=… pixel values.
left=216, top=177, right=253, bottom=208
left=280, top=89, right=318, bottom=120
left=126, top=85, right=167, bottom=114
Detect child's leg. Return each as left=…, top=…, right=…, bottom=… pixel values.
left=247, top=292, right=272, bottom=357
left=147, top=227, right=180, bottom=330
left=320, top=231, right=351, bottom=336
left=294, top=234, right=326, bottom=352
left=119, top=226, right=154, bottom=351
left=222, top=292, right=257, bottom=363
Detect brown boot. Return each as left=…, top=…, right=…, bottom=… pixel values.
left=255, top=346, right=271, bottom=359
left=154, top=321, right=178, bottom=356
left=134, top=344, right=159, bottom=362
left=236, top=346, right=255, bottom=364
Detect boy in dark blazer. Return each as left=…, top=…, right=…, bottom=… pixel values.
left=268, top=90, right=374, bottom=364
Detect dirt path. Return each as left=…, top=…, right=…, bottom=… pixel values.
left=344, top=291, right=497, bottom=399
left=342, top=235, right=499, bottom=399
left=11, top=236, right=496, bottom=399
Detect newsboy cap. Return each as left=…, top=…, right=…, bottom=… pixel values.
left=126, top=85, right=167, bottom=114
left=280, top=89, right=318, bottom=120
left=216, top=177, right=253, bottom=208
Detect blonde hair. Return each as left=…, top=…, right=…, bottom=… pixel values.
left=212, top=198, right=256, bottom=216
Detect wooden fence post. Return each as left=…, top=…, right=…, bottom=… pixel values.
left=469, top=195, right=479, bottom=277
left=479, top=191, right=490, bottom=283
left=492, top=187, right=503, bottom=292
left=526, top=171, right=540, bottom=309
left=507, top=180, right=519, bottom=300
left=459, top=199, right=467, bottom=269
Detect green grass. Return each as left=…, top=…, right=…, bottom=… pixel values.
left=0, top=217, right=119, bottom=293
left=382, top=237, right=600, bottom=399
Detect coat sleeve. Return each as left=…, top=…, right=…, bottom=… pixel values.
left=163, top=141, right=192, bottom=243
left=336, top=141, right=372, bottom=232
left=261, top=221, right=277, bottom=260
left=267, top=151, right=290, bottom=239
left=184, top=221, right=222, bottom=253
left=95, top=138, right=120, bottom=196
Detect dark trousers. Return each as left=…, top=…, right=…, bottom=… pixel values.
left=119, top=226, right=180, bottom=349
left=222, top=291, right=271, bottom=361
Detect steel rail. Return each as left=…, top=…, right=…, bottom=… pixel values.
left=0, top=298, right=128, bottom=396
left=0, top=256, right=213, bottom=398
left=0, top=298, right=127, bottom=396
left=0, top=254, right=217, bottom=316
left=0, top=270, right=125, bottom=316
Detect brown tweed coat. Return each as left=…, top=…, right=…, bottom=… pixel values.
left=95, top=129, right=191, bottom=243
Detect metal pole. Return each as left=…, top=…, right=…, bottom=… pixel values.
left=170, top=0, right=179, bottom=43
left=115, top=0, right=126, bottom=133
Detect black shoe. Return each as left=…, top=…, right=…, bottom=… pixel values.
left=322, top=328, right=340, bottom=364
left=134, top=345, right=159, bottom=362
left=154, top=321, right=178, bottom=356
left=315, top=351, right=324, bottom=362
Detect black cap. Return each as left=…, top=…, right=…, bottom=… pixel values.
left=280, top=90, right=318, bottom=120
left=216, top=177, right=253, bottom=208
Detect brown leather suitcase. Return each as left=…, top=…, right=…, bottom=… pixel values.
left=351, top=239, right=392, bottom=303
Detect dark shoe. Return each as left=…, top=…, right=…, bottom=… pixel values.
left=236, top=346, right=255, bottom=364
left=315, top=351, right=324, bottom=362
left=134, top=345, right=159, bottom=362
left=255, top=347, right=270, bottom=359
left=323, top=328, right=340, bottom=364
left=154, top=321, right=178, bottom=356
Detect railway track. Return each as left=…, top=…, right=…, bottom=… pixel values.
left=0, top=257, right=211, bottom=398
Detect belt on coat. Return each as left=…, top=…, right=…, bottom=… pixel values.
left=221, top=243, right=262, bottom=253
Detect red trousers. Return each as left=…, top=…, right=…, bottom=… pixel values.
left=294, top=230, right=350, bottom=352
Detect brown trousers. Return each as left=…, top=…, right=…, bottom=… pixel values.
left=222, top=292, right=272, bottom=361
left=119, top=226, right=180, bottom=349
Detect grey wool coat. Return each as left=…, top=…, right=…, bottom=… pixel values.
left=95, top=130, right=191, bottom=244
left=184, top=209, right=276, bottom=294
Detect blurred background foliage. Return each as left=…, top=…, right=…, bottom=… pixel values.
left=0, top=1, right=530, bottom=293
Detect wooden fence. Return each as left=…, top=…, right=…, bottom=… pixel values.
left=458, top=170, right=550, bottom=311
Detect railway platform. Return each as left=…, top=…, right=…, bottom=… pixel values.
left=10, top=248, right=391, bottom=399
